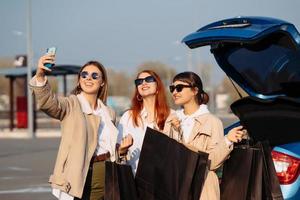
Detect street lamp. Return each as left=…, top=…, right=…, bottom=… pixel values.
left=26, top=0, right=34, bottom=137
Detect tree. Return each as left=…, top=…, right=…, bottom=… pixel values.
left=192, top=62, right=215, bottom=93
left=136, top=61, right=177, bottom=86
left=0, top=57, right=14, bottom=94
left=218, top=76, right=248, bottom=108
left=107, top=68, right=132, bottom=97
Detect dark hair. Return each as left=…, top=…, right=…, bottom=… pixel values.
left=71, top=61, right=108, bottom=103
left=131, top=70, right=170, bottom=130
left=172, top=71, right=209, bottom=105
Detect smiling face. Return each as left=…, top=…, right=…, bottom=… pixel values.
left=171, top=80, right=198, bottom=106
left=79, top=64, right=104, bottom=96
left=136, top=72, right=157, bottom=98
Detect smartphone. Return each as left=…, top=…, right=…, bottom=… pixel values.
left=44, top=47, right=56, bottom=68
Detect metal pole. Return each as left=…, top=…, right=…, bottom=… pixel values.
left=63, top=75, right=67, bottom=96
left=26, top=0, right=34, bottom=138
left=9, top=78, right=14, bottom=131
left=187, top=49, right=193, bottom=71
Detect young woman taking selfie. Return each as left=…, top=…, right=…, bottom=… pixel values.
left=30, top=52, right=127, bottom=200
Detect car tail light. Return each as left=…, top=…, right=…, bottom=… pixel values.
left=272, top=150, right=300, bottom=184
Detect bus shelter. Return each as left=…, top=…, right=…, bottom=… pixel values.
left=0, top=65, right=81, bottom=131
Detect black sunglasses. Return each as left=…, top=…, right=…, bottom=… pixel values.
left=80, top=71, right=102, bottom=80
left=134, top=76, right=156, bottom=86
left=169, top=84, right=193, bottom=93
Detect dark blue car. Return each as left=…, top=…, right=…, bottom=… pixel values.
left=182, top=16, right=300, bottom=199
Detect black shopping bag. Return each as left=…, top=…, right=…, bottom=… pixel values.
left=260, top=141, right=283, bottom=200
left=135, top=127, right=209, bottom=200
left=220, top=141, right=283, bottom=200
left=105, top=161, right=138, bottom=200
left=220, top=144, right=258, bottom=200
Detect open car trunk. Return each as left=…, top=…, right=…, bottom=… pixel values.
left=231, top=96, right=300, bottom=146
left=182, top=17, right=300, bottom=145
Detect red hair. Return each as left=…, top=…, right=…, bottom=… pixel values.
left=131, top=70, right=170, bottom=130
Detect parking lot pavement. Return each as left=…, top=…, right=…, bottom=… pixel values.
left=0, top=138, right=59, bottom=200
left=0, top=128, right=61, bottom=139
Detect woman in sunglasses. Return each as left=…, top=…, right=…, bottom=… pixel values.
left=117, top=69, right=170, bottom=175
left=29, top=54, right=125, bottom=200
left=164, top=71, right=244, bottom=200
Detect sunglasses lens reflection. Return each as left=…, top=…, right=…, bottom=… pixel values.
left=169, top=84, right=192, bottom=93
left=135, top=76, right=156, bottom=86
left=80, top=71, right=100, bottom=80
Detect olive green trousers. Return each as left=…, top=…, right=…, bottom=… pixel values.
left=75, top=161, right=105, bottom=200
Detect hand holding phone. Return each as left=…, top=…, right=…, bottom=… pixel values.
left=44, top=47, right=56, bottom=69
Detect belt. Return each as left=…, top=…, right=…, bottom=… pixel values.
left=92, top=152, right=110, bottom=163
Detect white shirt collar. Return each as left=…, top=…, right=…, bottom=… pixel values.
left=176, top=104, right=210, bottom=120
left=77, top=93, right=101, bottom=115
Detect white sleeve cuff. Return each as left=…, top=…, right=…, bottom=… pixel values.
left=224, top=136, right=233, bottom=147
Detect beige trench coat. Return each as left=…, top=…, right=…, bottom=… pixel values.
left=163, top=113, right=233, bottom=200
left=29, top=81, right=117, bottom=198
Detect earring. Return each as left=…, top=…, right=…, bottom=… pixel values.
left=137, top=94, right=143, bottom=101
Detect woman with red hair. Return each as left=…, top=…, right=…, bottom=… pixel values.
left=118, top=70, right=171, bottom=175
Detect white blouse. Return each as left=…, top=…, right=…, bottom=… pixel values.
left=118, top=108, right=156, bottom=175
left=76, top=93, right=112, bottom=156
left=175, top=104, right=210, bottom=142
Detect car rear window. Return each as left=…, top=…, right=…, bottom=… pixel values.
left=221, top=32, right=300, bottom=96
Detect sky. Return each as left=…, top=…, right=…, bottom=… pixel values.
left=1, top=0, right=300, bottom=86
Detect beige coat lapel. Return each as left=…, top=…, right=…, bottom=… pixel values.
left=83, top=113, right=99, bottom=155
left=186, top=114, right=212, bottom=143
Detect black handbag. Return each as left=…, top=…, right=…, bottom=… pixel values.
left=220, top=141, right=283, bottom=200
left=104, top=161, right=138, bottom=200
left=135, top=127, right=209, bottom=200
